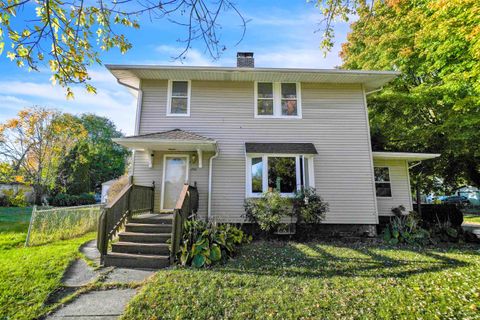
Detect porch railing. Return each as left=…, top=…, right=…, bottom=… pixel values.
left=170, top=183, right=199, bottom=262
left=97, top=182, right=155, bottom=262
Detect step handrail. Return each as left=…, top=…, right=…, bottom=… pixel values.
left=170, top=183, right=198, bottom=262
left=97, top=182, right=155, bottom=263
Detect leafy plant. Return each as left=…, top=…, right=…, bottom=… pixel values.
left=179, top=220, right=251, bottom=268
left=382, top=206, right=430, bottom=245
left=243, top=191, right=291, bottom=232
left=292, top=187, right=329, bottom=224
left=48, top=193, right=96, bottom=207
left=0, top=189, right=28, bottom=207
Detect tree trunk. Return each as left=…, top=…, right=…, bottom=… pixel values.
left=416, top=173, right=422, bottom=216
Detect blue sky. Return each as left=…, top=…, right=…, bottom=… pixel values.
left=0, top=0, right=352, bottom=135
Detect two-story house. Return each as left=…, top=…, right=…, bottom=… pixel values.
left=108, top=52, right=439, bottom=237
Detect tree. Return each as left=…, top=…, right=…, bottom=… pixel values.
left=56, top=114, right=128, bottom=194
left=340, top=0, right=480, bottom=190
left=0, top=0, right=245, bottom=96
left=0, top=107, right=87, bottom=203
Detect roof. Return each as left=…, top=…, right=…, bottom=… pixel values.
left=113, top=129, right=216, bottom=152
left=121, top=129, right=215, bottom=142
left=245, top=142, right=318, bottom=155
left=106, top=64, right=400, bottom=92
left=372, top=152, right=440, bottom=161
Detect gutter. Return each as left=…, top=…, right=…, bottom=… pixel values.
left=207, top=144, right=219, bottom=221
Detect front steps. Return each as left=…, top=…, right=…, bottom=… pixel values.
left=104, top=213, right=173, bottom=269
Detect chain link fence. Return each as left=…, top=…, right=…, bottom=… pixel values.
left=25, top=204, right=103, bottom=246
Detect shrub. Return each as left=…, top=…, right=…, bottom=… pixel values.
left=179, top=219, right=251, bottom=268
left=49, top=193, right=96, bottom=207
left=244, top=191, right=291, bottom=232
left=292, top=187, right=329, bottom=224
left=0, top=189, right=28, bottom=207
left=413, top=204, right=463, bottom=228
left=107, top=175, right=129, bottom=204
left=382, top=206, right=430, bottom=245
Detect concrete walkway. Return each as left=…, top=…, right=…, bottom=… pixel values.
left=46, top=240, right=156, bottom=319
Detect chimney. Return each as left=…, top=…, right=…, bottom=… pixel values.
left=237, top=52, right=254, bottom=68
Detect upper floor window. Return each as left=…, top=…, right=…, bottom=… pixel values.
left=374, top=167, right=392, bottom=197
left=254, top=82, right=302, bottom=119
left=167, top=80, right=190, bottom=116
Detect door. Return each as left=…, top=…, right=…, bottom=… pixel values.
left=161, top=155, right=189, bottom=211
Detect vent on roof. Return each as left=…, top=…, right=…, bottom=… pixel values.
left=237, top=52, right=254, bottom=68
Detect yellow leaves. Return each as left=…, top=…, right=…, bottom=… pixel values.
left=66, top=87, right=74, bottom=100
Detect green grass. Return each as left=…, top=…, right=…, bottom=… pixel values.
left=123, top=241, right=480, bottom=320
left=464, top=214, right=480, bottom=225
left=0, top=213, right=95, bottom=320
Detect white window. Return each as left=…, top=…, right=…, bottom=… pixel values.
left=246, top=154, right=314, bottom=197
left=374, top=167, right=392, bottom=197
left=254, top=82, right=302, bottom=118
left=167, top=80, right=190, bottom=116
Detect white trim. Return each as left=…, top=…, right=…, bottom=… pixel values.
left=254, top=82, right=302, bottom=119
left=372, top=151, right=440, bottom=161
left=208, top=145, right=219, bottom=221
left=160, top=154, right=190, bottom=211
left=245, top=153, right=314, bottom=198
left=374, top=166, right=393, bottom=199
left=134, top=80, right=143, bottom=135
left=361, top=85, right=378, bottom=221
left=167, top=80, right=191, bottom=117
left=405, top=159, right=414, bottom=211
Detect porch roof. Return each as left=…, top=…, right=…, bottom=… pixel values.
left=372, top=151, right=440, bottom=161
left=113, top=129, right=217, bottom=151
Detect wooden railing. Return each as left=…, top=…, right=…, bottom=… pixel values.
left=97, top=182, right=155, bottom=261
left=170, top=183, right=199, bottom=262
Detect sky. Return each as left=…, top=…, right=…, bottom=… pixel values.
left=0, top=0, right=352, bottom=135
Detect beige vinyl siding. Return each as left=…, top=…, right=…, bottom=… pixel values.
left=133, top=150, right=211, bottom=217
left=134, top=80, right=378, bottom=224
left=374, top=159, right=413, bottom=216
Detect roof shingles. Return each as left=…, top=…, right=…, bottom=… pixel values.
left=123, top=129, right=214, bottom=142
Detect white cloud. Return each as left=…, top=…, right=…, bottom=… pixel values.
left=0, top=78, right=136, bottom=135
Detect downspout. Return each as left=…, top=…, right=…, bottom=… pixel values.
left=365, top=86, right=383, bottom=95
left=207, top=144, right=219, bottom=222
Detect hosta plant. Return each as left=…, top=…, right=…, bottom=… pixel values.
left=179, top=219, right=251, bottom=268
left=382, top=206, right=430, bottom=245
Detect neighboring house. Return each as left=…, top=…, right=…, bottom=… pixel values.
left=108, top=52, right=439, bottom=233
left=101, top=179, right=116, bottom=203
left=0, top=182, right=34, bottom=203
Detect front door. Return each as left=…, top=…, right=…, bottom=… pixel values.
left=161, top=155, right=189, bottom=211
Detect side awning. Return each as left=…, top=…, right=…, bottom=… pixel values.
left=372, top=152, right=440, bottom=161
left=245, top=142, right=317, bottom=154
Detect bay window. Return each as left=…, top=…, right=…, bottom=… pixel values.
left=246, top=154, right=314, bottom=197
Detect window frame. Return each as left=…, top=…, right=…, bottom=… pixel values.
left=246, top=153, right=314, bottom=198
left=374, top=166, right=393, bottom=198
left=254, top=82, right=302, bottom=119
left=167, top=80, right=191, bottom=117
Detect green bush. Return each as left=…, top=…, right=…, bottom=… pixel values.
left=244, top=188, right=329, bottom=232
left=244, top=191, right=291, bottom=232
left=0, top=189, right=28, bottom=207
left=382, top=206, right=430, bottom=245
left=49, top=193, right=96, bottom=207
left=292, top=187, right=329, bottom=224
left=179, top=220, right=251, bottom=268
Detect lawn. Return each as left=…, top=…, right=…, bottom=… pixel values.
left=123, top=241, right=480, bottom=320
left=0, top=207, right=95, bottom=320
left=464, top=214, right=480, bottom=225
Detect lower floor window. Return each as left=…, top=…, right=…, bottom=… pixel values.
left=374, top=167, right=392, bottom=197
left=247, top=154, right=314, bottom=196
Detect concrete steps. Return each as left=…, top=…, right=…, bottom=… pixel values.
left=104, top=213, right=173, bottom=269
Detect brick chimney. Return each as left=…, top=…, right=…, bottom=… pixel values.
left=237, top=52, right=254, bottom=68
